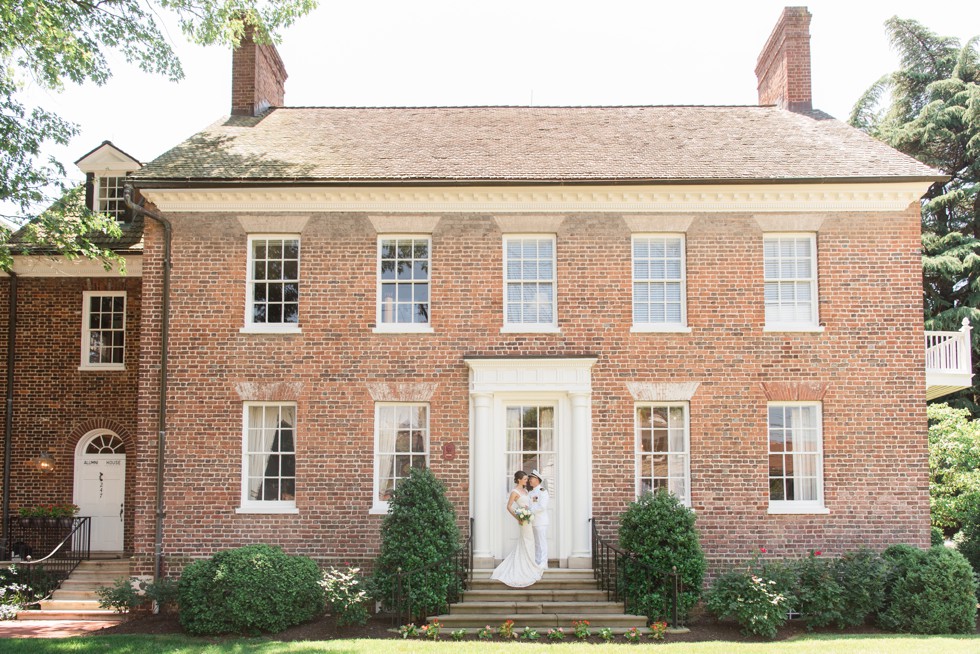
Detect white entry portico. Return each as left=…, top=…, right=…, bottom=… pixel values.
left=465, top=357, right=596, bottom=569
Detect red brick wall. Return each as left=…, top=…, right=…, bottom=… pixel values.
left=756, top=7, right=812, bottom=112
left=134, top=205, right=927, bottom=575
left=0, top=275, right=141, bottom=553
left=230, top=27, right=287, bottom=116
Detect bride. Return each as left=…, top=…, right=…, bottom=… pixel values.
left=490, top=471, right=543, bottom=588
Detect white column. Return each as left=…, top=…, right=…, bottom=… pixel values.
left=471, top=393, right=494, bottom=565
left=569, top=391, right=592, bottom=567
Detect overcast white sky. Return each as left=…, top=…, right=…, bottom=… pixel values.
left=9, top=0, right=980, bottom=215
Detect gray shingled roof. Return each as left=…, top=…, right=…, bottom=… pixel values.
left=134, top=106, right=941, bottom=184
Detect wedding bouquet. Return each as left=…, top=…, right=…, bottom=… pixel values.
left=515, top=506, right=533, bottom=525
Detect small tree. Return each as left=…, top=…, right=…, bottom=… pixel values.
left=928, top=403, right=980, bottom=532
left=373, top=467, right=461, bottom=620
left=618, top=490, right=706, bottom=620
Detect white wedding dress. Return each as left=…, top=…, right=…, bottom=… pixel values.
left=490, top=491, right=543, bottom=588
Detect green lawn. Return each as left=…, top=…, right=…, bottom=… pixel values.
left=0, top=635, right=979, bottom=654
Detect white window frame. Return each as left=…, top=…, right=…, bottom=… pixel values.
left=79, top=291, right=126, bottom=371
left=501, top=234, right=559, bottom=333
left=94, top=175, right=128, bottom=221
left=763, top=233, right=823, bottom=332
left=237, top=402, right=299, bottom=514
left=241, top=234, right=302, bottom=334
left=631, top=234, right=692, bottom=333
left=634, top=402, right=691, bottom=506
left=371, top=402, right=430, bottom=515
left=767, top=401, right=828, bottom=514
left=374, top=235, right=434, bottom=334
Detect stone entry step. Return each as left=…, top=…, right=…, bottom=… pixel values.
left=17, top=557, right=131, bottom=622
left=430, top=568, right=649, bottom=631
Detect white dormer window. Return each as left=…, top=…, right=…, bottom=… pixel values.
left=74, top=141, right=141, bottom=223
left=96, top=175, right=128, bottom=221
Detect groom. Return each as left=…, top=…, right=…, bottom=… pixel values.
left=527, top=469, right=550, bottom=569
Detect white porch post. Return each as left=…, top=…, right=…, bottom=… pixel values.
left=569, top=391, right=592, bottom=568
left=472, top=392, right=494, bottom=567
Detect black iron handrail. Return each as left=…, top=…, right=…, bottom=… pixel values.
left=10, top=517, right=91, bottom=601
left=390, top=517, right=473, bottom=627
left=590, top=517, right=683, bottom=628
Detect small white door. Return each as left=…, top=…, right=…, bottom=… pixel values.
left=74, top=432, right=125, bottom=551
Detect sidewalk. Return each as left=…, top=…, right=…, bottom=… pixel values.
left=0, top=620, right=118, bottom=638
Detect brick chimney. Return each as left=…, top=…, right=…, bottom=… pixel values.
left=231, top=25, right=288, bottom=116
left=755, top=7, right=812, bottom=112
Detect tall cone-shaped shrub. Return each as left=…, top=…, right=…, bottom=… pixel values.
left=373, top=467, right=461, bottom=620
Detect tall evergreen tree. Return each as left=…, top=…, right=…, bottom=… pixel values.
left=851, top=18, right=980, bottom=412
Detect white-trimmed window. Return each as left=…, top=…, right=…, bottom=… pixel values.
left=632, top=235, right=688, bottom=330
left=240, top=403, right=297, bottom=513
left=376, top=237, right=432, bottom=332
left=764, top=234, right=819, bottom=330
left=373, top=403, right=429, bottom=513
left=80, top=291, right=126, bottom=370
left=96, top=176, right=128, bottom=221
left=767, top=402, right=826, bottom=514
left=635, top=403, right=690, bottom=506
left=244, top=235, right=300, bottom=332
left=503, top=235, right=557, bottom=331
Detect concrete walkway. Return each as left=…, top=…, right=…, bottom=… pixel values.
left=0, top=619, right=118, bottom=638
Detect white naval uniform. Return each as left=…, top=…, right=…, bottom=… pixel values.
left=528, top=485, right=550, bottom=568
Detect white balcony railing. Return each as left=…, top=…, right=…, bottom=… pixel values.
left=925, top=318, right=973, bottom=400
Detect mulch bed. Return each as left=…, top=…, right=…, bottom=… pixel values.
left=92, top=612, right=934, bottom=643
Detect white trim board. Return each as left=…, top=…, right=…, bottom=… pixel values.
left=139, top=182, right=932, bottom=214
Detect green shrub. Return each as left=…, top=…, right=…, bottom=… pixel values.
left=956, top=503, right=980, bottom=597
left=373, top=467, right=461, bottom=620
left=178, top=544, right=325, bottom=635
left=618, top=490, right=706, bottom=621
left=705, top=566, right=791, bottom=639
left=794, top=552, right=845, bottom=630
left=931, top=526, right=945, bottom=547
left=320, top=566, right=370, bottom=627
left=879, top=545, right=977, bottom=633
left=96, top=576, right=179, bottom=614
left=834, top=548, right=888, bottom=627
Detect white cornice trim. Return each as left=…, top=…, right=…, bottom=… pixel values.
left=2, top=255, right=141, bottom=278
left=140, top=182, right=931, bottom=214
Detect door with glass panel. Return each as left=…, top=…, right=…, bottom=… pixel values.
left=501, top=405, right=557, bottom=560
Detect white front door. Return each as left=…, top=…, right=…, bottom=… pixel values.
left=500, top=404, right=558, bottom=560
left=74, top=432, right=125, bottom=551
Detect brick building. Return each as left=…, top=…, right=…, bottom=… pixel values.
left=1, top=7, right=968, bottom=578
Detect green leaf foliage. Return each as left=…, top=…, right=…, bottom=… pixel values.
left=0, top=0, right=317, bottom=268
left=177, top=544, right=325, bottom=635
left=927, top=403, right=980, bottom=531
left=618, top=490, right=706, bottom=621
left=878, top=545, right=977, bottom=634
left=705, top=566, right=790, bottom=639
left=372, top=467, right=461, bottom=621
left=833, top=548, right=889, bottom=627
left=851, top=19, right=980, bottom=413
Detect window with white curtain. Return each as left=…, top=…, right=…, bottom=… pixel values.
left=503, top=235, right=557, bottom=330
left=635, top=404, right=690, bottom=506
left=632, top=235, right=686, bottom=328
left=240, top=403, right=296, bottom=512
left=373, top=404, right=429, bottom=513
left=767, top=402, right=825, bottom=513
left=764, top=234, right=818, bottom=328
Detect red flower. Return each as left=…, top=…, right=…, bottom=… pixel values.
left=814, top=550, right=822, bottom=556
left=759, top=547, right=767, bottom=554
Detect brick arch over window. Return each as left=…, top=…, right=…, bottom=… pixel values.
left=65, top=419, right=135, bottom=458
